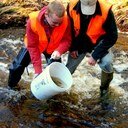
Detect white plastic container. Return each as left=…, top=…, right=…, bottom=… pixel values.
left=31, top=62, right=73, bottom=100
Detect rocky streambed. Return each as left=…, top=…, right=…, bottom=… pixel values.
left=0, top=27, right=128, bottom=127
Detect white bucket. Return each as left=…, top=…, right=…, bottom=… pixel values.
left=31, top=62, right=73, bottom=100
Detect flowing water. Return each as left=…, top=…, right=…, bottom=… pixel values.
left=0, top=27, right=128, bottom=127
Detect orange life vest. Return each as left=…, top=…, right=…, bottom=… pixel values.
left=69, top=0, right=112, bottom=44
left=24, top=11, right=68, bottom=54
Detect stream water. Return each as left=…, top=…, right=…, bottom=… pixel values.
left=0, top=27, right=128, bottom=128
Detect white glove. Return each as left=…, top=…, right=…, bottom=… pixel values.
left=51, top=51, right=61, bottom=59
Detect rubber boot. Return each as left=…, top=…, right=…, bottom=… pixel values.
left=100, top=70, right=113, bottom=97
left=100, top=71, right=113, bottom=110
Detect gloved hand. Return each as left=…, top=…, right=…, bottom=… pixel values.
left=51, top=51, right=61, bottom=59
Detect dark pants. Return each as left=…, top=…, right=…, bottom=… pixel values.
left=8, top=48, right=30, bottom=87
left=8, top=47, right=61, bottom=88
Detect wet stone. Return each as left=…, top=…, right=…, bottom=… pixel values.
left=0, top=106, right=14, bottom=122
left=119, top=82, right=128, bottom=91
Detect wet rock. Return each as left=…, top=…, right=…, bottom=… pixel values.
left=0, top=70, right=8, bottom=87
left=0, top=106, right=14, bottom=122
left=119, top=82, right=128, bottom=91
left=121, top=68, right=128, bottom=79
left=0, top=87, right=27, bottom=103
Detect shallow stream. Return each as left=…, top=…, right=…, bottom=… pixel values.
left=0, top=27, right=128, bottom=127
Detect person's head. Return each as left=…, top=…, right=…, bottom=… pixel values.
left=45, top=0, right=65, bottom=27
left=80, top=0, right=97, bottom=15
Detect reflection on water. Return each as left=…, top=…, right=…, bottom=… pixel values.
left=0, top=28, right=128, bottom=127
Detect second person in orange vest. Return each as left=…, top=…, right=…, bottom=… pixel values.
left=66, top=0, right=118, bottom=106
left=8, top=0, right=71, bottom=90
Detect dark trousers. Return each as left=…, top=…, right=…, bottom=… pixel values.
left=8, top=48, right=31, bottom=87
left=8, top=47, right=61, bottom=87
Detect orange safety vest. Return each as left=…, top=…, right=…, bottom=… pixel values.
left=24, top=11, right=68, bottom=54
left=69, top=0, right=112, bottom=44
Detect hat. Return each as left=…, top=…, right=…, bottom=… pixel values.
left=80, top=0, right=97, bottom=15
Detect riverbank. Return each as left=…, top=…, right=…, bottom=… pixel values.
left=0, top=0, right=128, bottom=32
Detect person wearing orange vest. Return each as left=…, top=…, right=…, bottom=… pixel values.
left=66, top=0, right=118, bottom=105
left=8, top=0, right=71, bottom=90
